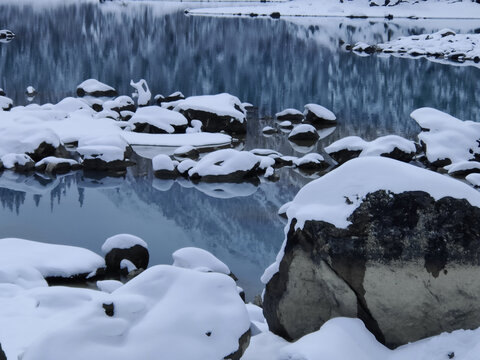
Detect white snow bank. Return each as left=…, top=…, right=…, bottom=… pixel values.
left=77, top=145, right=124, bottom=162
left=101, top=234, right=148, bottom=254
left=19, top=265, right=250, bottom=360
left=0, top=238, right=105, bottom=280
left=172, top=247, right=231, bottom=275
left=128, top=106, right=188, bottom=133
left=411, top=107, right=480, bottom=166
left=304, top=103, right=336, bottom=121
left=188, top=149, right=260, bottom=178
left=173, top=93, right=246, bottom=123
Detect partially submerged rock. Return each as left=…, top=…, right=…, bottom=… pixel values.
left=263, top=157, right=480, bottom=347
left=128, top=106, right=189, bottom=134
left=0, top=95, right=13, bottom=111
left=152, top=154, right=179, bottom=179
left=275, top=108, right=304, bottom=122
left=293, top=153, right=327, bottom=171
left=173, top=145, right=200, bottom=160
left=173, top=93, right=247, bottom=134
left=288, top=124, right=319, bottom=142
left=76, top=79, right=117, bottom=98
left=77, top=145, right=134, bottom=173
left=303, top=104, right=337, bottom=127
left=0, top=29, right=15, bottom=43
left=0, top=153, right=35, bottom=172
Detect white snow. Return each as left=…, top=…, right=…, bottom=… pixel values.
left=102, top=96, right=135, bottom=111
left=325, top=136, right=368, bottom=153
left=188, top=149, right=260, bottom=178
left=128, top=106, right=188, bottom=133
left=325, top=135, right=416, bottom=158
left=173, top=93, right=246, bottom=123
left=173, top=145, right=196, bottom=156
left=466, top=173, right=480, bottom=187
left=293, top=153, right=325, bottom=167
left=264, top=166, right=275, bottom=178
left=77, top=145, right=124, bottom=162
left=249, top=149, right=282, bottom=158
left=121, top=132, right=231, bottom=147
left=120, top=259, right=137, bottom=272
left=101, top=234, right=148, bottom=254
left=152, top=154, right=177, bottom=172
left=0, top=126, right=61, bottom=158
left=0, top=238, right=105, bottom=280
left=77, top=79, right=116, bottom=95
left=35, top=156, right=78, bottom=168
left=411, top=107, right=480, bottom=166
left=262, top=126, right=275, bottom=133
left=288, top=124, right=318, bottom=139
left=445, top=161, right=480, bottom=175
left=130, top=79, right=151, bottom=106
left=172, top=247, right=231, bottom=275
left=78, top=134, right=129, bottom=152
left=0, top=95, right=12, bottom=110
left=26, top=86, right=36, bottom=95
left=96, top=280, right=123, bottom=293
left=1, top=153, right=33, bottom=168
left=304, top=103, right=336, bottom=121
left=177, top=159, right=197, bottom=175
left=275, top=108, right=304, bottom=119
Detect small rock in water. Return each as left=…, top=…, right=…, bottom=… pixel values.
left=288, top=124, right=320, bottom=142
left=262, top=126, right=276, bottom=135
left=275, top=108, right=304, bottom=122
left=152, top=154, right=179, bottom=179
left=25, top=86, right=37, bottom=97
left=101, top=234, right=149, bottom=274
left=278, top=120, right=293, bottom=129
left=0, top=95, right=13, bottom=111
left=303, top=103, right=337, bottom=127
left=0, top=88, right=5, bottom=96
left=0, top=29, right=15, bottom=43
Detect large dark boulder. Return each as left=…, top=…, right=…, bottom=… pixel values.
left=105, top=244, right=149, bottom=274
left=263, top=189, right=480, bottom=348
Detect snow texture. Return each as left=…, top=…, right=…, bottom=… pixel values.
left=188, top=149, right=260, bottom=178
left=101, top=234, right=148, bottom=254
left=172, top=247, right=231, bottom=275
left=77, top=79, right=116, bottom=95
left=325, top=135, right=416, bottom=157
left=130, top=79, right=151, bottom=106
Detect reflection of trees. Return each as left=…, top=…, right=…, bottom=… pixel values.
left=0, top=187, right=26, bottom=214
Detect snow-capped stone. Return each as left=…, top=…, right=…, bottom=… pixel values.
left=326, top=135, right=417, bottom=164
left=177, top=159, right=197, bottom=176
left=152, top=154, right=179, bottom=179
left=76, top=79, right=117, bottom=98
left=173, top=145, right=199, bottom=160
left=155, top=91, right=185, bottom=105
left=275, top=108, right=304, bottom=122
left=188, top=149, right=260, bottom=182
left=172, top=247, right=231, bottom=275
left=466, top=173, right=480, bottom=187
left=128, top=106, right=189, bottom=134
left=35, top=157, right=80, bottom=174
left=411, top=108, right=480, bottom=168
left=258, top=156, right=276, bottom=170
left=102, top=234, right=149, bottom=274
left=277, top=201, right=292, bottom=219
left=445, top=161, right=480, bottom=177
left=77, top=134, right=130, bottom=155
left=0, top=88, right=5, bottom=96
left=0, top=154, right=35, bottom=172
left=288, top=124, right=320, bottom=142
left=262, top=126, right=276, bottom=135
left=186, top=119, right=203, bottom=134
left=278, top=120, right=293, bottom=129
left=102, top=96, right=136, bottom=115
left=25, top=86, right=37, bottom=97
left=130, top=79, right=151, bottom=107
left=249, top=149, right=282, bottom=159
left=293, top=153, right=327, bottom=171
left=0, top=95, right=13, bottom=111
left=77, top=145, right=133, bottom=172
left=173, top=93, right=247, bottom=134
left=304, top=104, right=336, bottom=126
left=0, top=29, right=15, bottom=43
left=0, top=238, right=105, bottom=282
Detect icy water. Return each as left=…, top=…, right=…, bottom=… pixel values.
left=1, top=2, right=480, bottom=297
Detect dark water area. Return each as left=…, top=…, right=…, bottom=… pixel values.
left=0, top=2, right=480, bottom=298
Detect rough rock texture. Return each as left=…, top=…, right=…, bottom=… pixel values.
left=0, top=342, right=6, bottom=360
left=105, top=244, right=149, bottom=274
left=328, top=149, right=362, bottom=164
left=264, top=190, right=480, bottom=348
left=178, top=109, right=247, bottom=134
left=224, top=330, right=251, bottom=360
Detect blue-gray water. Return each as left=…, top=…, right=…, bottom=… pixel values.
left=0, top=2, right=479, bottom=297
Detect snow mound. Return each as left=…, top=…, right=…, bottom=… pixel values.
left=101, top=234, right=148, bottom=254
left=1, top=153, right=34, bottom=169
left=77, top=145, right=124, bottom=162
left=288, top=124, right=319, bottom=142
left=20, top=265, right=250, bottom=360
left=78, top=134, right=129, bottom=153
left=96, top=279, right=123, bottom=293
left=188, top=149, right=260, bottom=181
left=293, top=153, right=326, bottom=169
left=76, top=79, right=117, bottom=97
left=128, top=106, right=188, bottom=134
left=130, top=79, right=152, bottom=107
left=172, top=247, right=231, bottom=275
left=152, top=154, right=177, bottom=172
left=0, top=238, right=105, bottom=280
left=276, top=108, right=304, bottom=121
left=0, top=126, right=61, bottom=158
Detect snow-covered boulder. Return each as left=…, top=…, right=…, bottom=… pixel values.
left=0, top=153, right=35, bottom=172
left=101, top=234, right=149, bottom=275
left=128, top=106, right=188, bottom=134
left=77, top=134, right=131, bottom=158
left=35, top=157, right=80, bottom=174
left=411, top=108, right=480, bottom=168
left=188, top=149, right=260, bottom=182
left=25, top=86, right=37, bottom=97
left=278, top=120, right=293, bottom=129
left=173, top=145, right=199, bottom=160
left=326, top=135, right=417, bottom=164
left=288, top=124, right=320, bottom=142
left=155, top=91, right=185, bottom=105
left=152, top=154, right=179, bottom=179
left=177, top=158, right=197, bottom=176
left=173, top=93, right=247, bottom=134
left=76, top=79, right=117, bottom=98
left=262, top=126, right=276, bottom=135
left=102, top=96, right=136, bottom=115
left=303, top=104, right=336, bottom=127
left=0, top=95, right=13, bottom=111
left=0, top=238, right=105, bottom=284
left=18, top=264, right=250, bottom=360
left=466, top=173, right=480, bottom=187
left=293, top=153, right=327, bottom=171
left=130, top=79, right=151, bottom=107
left=172, top=247, right=231, bottom=275
left=445, top=161, right=480, bottom=178
left=77, top=145, right=134, bottom=173
left=276, top=108, right=304, bottom=122
left=263, top=157, right=480, bottom=346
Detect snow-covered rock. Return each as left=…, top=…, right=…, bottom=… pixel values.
left=128, top=106, right=188, bottom=134
left=155, top=91, right=185, bottom=106
left=0, top=95, right=13, bottom=111
left=173, top=145, right=199, bottom=160
left=278, top=120, right=293, bottom=129
left=102, top=96, right=136, bottom=116
left=177, top=158, right=197, bottom=176
left=0, top=153, right=35, bottom=172
left=76, top=79, right=117, bottom=98
left=96, top=279, right=123, bottom=293
left=35, top=156, right=80, bottom=174
left=0, top=88, right=5, bottom=96
left=326, top=135, right=417, bottom=164
left=77, top=145, right=133, bottom=173
left=25, top=86, right=37, bottom=97
left=276, top=108, right=304, bottom=122
left=0, top=29, right=15, bottom=43
left=411, top=108, right=480, bottom=168
left=288, top=124, right=320, bottom=142
left=262, top=126, right=276, bottom=135
left=152, top=154, right=179, bottom=179
left=293, top=153, right=327, bottom=171
left=130, top=79, right=152, bottom=107
left=188, top=149, right=260, bottom=182
left=172, top=247, right=231, bottom=275
left=466, top=173, right=480, bottom=187
left=173, top=93, right=247, bottom=134
left=304, top=103, right=336, bottom=126
left=445, top=161, right=480, bottom=177
left=101, top=234, right=149, bottom=274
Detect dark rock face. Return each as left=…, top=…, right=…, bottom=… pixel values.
left=224, top=329, right=251, bottom=360
left=154, top=169, right=178, bottom=179
left=27, top=142, right=69, bottom=162
left=189, top=166, right=260, bottom=183
left=105, top=244, right=149, bottom=273
left=304, top=110, right=337, bottom=128
left=288, top=131, right=319, bottom=143
left=76, top=87, right=117, bottom=98
left=132, top=122, right=187, bottom=134
left=264, top=190, right=480, bottom=348
left=82, top=158, right=135, bottom=173
left=328, top=149, right=362, bottom=164
left=0, top=342, right=6, bottom=360
left=178, top=109, right=247, bottom=134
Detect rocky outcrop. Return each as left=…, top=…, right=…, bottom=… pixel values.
left=263, top=190, right=480, bottom=348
